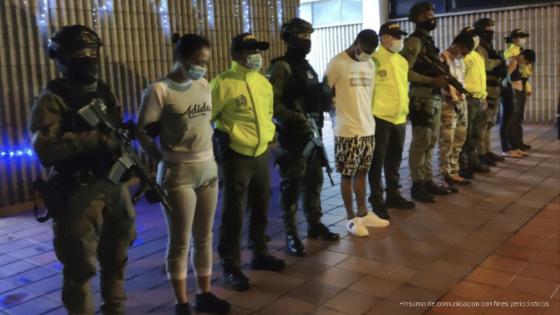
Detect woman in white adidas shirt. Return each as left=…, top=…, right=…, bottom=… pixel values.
left=137, top=34, right=230, bottom=315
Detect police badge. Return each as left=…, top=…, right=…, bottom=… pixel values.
left=234, top=95, right=248, bottom=107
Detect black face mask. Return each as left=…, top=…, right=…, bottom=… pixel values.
left=479, top=30, right=495, bottom=42
left=417, top=17, right=437, bottom=31
left=59, top=57, right=99, bottom=84
left=287, top=38, right=312, bottom=56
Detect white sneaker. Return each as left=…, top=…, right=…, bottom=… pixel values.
left=346, top=218, right=369, bottom=237
left=360, top=212, right=390, bottom=228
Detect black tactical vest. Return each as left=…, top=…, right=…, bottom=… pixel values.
left=272, top=55, right=332, bottom=128
left=479, top=41, right=507, bottom=80
left=46, top=78, right=121, bottom=174
left=409, top=30, right=440, bottom=78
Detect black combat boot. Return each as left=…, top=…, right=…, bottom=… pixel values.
left=425, top=180, right=451, bottom=195
left=308, top=223, right=340, bottom=241
left=411, top=182, right=435, bottom=203
left=385, top=193, right=416, bottom=210
left=285, top=233, right=306, bottom=256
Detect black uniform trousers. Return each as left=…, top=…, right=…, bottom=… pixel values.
left=368, top=116, right=406, bottom=202
left=500, top=85, right=523, bottom=152
left=218, top=148, right=270, bottom=269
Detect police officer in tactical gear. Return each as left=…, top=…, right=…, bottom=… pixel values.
left=29, top=25, right=136, bottom=315
left=401, top=2, right=451, bottom=203
left=473, top=18, right=507, bottom=166
left=267, top=17, right=339, bottom=257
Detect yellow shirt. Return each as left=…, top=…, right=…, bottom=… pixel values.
left=211, top=61, right=276, bottom=157
left=371, top=46, right=409, bottom=125
left=464, top=51, right=488, bottom=99
left=520, top=63, right=533, bottom=93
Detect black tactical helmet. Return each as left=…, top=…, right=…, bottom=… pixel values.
left=409, top=1, right=435, bottom=22
left=281, top=18, right=314, bottom=40
left=473, top=18, right=495, bottom=33
left=48, top=25, right=102, bottom=59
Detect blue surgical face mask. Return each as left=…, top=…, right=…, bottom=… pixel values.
left=185, top=64, right=207, bottom=80
left=246, top=53, right=263, bottom=71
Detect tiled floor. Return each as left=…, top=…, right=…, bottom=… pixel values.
left=0, top=123, right=559, bottom=315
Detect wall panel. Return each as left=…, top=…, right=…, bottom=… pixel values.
left=392, top=3, right=559, bottom=123
left=0, top=0, right=299, bottom=208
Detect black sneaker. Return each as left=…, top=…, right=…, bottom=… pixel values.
left=459, top=168, right=475, bottom=179
left=195, top=292, right=231, bottom=314
left=471, top=162, right=491, bottom=173
left=308, top=224, right=340, bottom=241
left=425, top=181, right=451, bottom=195
left=285, top=234, right=306, bottom=257
left=251, top=254, right=286, bottom=272
left=371, top=202, right=390, bottom=220
left=175, top=303, right=191, bottom=315
left=487, top=151, right=505, bottom=162
left=411, top=182, right=435, bottom=203
left=385, top=195, right=415, bottom=210
left=478, top=155, right=496, bottom=167
left=222, top=267, right=250, bottom=291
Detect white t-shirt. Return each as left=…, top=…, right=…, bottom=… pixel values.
left=137, top=77, right=213, bottom=163
left=325, top=51, right=376, bottom=137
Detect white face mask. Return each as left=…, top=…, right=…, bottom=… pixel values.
left=517, top=38, right=527, bottom=46
left=389, top=39, right=404, bottom=53
left=356, top=52, right=371, bottom=62
left=185, top=64, right=207, bottom=80
left=246, top=53, right=263, bottom=71
left=472, top=36, right=480, bottom=49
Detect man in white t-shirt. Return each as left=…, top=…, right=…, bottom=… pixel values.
left=325, top=29, right=390, bottom=237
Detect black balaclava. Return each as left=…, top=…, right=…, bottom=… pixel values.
left=417, top=18, right=437, bottom=31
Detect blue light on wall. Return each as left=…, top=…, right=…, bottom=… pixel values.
left=277, top=0, right=283, bottom=29
left=159, top=0, right=171, bottom=36
left=242, top=0, right=251, bottom=33
left=0, top=148, right=35, bottom=160
left=207, top=0, right=216, bottom=30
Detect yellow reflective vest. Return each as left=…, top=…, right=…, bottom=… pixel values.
left=371, top=46, right=409, bottom=125
left=211, top=61, right=276, bottom=157
left=464, top=51, right=488, bottom=99
left=503, top=43, right=522, bottom=60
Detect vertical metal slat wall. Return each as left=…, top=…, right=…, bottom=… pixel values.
left=0, top=0, right=299, bottom=208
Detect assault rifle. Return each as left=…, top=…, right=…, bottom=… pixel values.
left=302, top=115, right=335, bottom=186
left=78, top=99, right=173, bottom=213
left=421, top=54, right=473, bottom=98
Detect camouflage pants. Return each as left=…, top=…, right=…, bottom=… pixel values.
left=276, top=147, right=324, bottom=235
left=480, top=90, right=501, bottom=155
left=439, top=100, right=468, bottom=177
left=409, top=95, right=442, bottom=182
left=53, top=180, right=136, bottom=315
